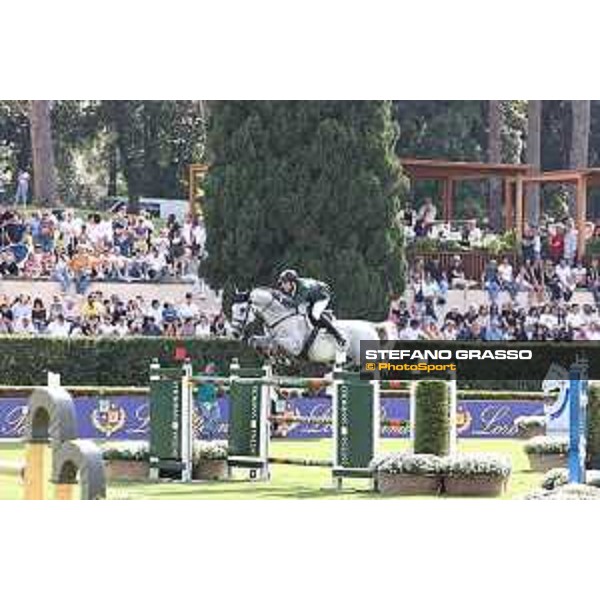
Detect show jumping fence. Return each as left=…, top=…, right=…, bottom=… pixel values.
left=148, top=360, right=458, bottom=489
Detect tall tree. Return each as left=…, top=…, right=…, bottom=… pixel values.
left=100, top=101, right=207, bottom=209
left=569, top=100, right=591, bottom=214
left=488, top=100, right=502, bottom=231
left=570, top=100, right=591, bottom=169
left=29, top=100, right=58, bottom=203
left=526, top=100, right=542, bottom=224
left=203, top=101, right=406, bottom=319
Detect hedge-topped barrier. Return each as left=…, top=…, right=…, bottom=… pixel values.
left=414, top=381, right=451, bottom=456
left=0, top=337, right=261, bottom=386
left=0, top=336, right=340, bottom=386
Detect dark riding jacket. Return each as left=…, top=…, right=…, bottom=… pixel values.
left=284, top=277, right=331, bottom=307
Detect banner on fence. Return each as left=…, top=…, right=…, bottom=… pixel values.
left=0, top=393, right=544, bottom=440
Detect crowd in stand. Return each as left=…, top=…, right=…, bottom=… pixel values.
left=388, top=193, right=600, bottom=341
left=391, top=246, right=600, bottom=341
left=0, top=205, right=228, bottom=339
left=0, top=206, right=206, bottom=293
left=0, top=291, right=232, bottom=339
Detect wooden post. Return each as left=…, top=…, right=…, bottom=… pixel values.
left=447, top=178, right=454, bottom=223
left=515, top=175, right=524, bottom=242
left=24, top=442, right=45, bottom=500
left=576, top=174, right=587, bottom=261
left=504, top=180, right=513, bottom=231
left=441, top=178, right=449, bottom=222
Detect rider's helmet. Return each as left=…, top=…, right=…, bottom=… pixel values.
left=278, top=268, right=298, bottom=286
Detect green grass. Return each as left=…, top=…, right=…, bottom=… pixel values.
left=0, top=438, right=543, bottom=500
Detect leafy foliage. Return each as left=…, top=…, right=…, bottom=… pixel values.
left=523, top=435, right=569, bottom=455
left=0, top=336, right=260, bottom=386
left=202, top=101, right=406, bottom=319
left=413, top=380, right=451, bottom=456
left=370, top=452, right=444, bottom=474
left=587, top=384, right=600, bottom=469
left=372, top=451, right=511, bottom=478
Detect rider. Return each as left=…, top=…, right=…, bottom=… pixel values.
left=277, top=269, right=347, bottom=348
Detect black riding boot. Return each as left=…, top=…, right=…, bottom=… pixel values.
left=319, top=315, right=346, bottom=347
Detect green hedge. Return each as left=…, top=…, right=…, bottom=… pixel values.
left=0, top=336, right=262, bottom=386
left=413, top=380, right=451, bottom=456
left=587, top=384, right=600, bottom=469
left=0, top=336, right=335, bottom=386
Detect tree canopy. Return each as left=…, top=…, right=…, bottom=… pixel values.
left=201, top=101, right=406, bottom=319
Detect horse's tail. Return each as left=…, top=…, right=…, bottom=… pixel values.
left=374, top=320, right=398, bottom=341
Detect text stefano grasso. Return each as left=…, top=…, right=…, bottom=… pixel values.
left=363, top=349, right=533, bottom=361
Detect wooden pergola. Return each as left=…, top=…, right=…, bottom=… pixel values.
left=522, top=168, right=600, bottom=260
left=400, top=158, right=533, bottom=235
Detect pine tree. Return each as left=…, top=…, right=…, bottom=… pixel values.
left=202, top=101, right=406, bottom=320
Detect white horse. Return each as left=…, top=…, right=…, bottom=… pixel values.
left=230, top=287, right=396, bottom=366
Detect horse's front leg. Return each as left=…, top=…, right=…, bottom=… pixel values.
left=248, top=334, right=274, bottom=353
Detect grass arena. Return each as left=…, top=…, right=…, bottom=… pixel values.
left=1, top=359, right=595, bottom=500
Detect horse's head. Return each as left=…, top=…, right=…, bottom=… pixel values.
left=230, top=287, right=285, bottom=338
left=230, top=290, right=253, bottom=339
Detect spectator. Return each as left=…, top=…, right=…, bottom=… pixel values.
left=548, top=225, right=564, bottom=264
left=142, top=316, right=162, bottom=336
left=179, top=292, right=199, bottom=320
left=482, top=259, right=501, bottom=305
left=564, top=219, right=578, bottom=265
left=497, top=257, right=517, bottom=301
left=31, top=298, right=47, bottom=332
left=47, top=314, right=71, bottom=337
left=417, top=197, right=437, bottom=226
left=14, top=169, right=30, bottom=206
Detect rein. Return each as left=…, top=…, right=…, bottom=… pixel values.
left=240, top=289, right=301, bottom=332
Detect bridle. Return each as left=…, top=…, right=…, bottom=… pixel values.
left=234, top=288, right=301, bottom=336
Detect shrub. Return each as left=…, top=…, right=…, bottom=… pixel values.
left=371, top=452, right=511, bottom=480
left=413, top=380, right=450, bottom=456
left=515, top=415, right=546, bottom=431
left=541, top=468, right=569, bottom=490
left=524, top=436, right=568, bottom=456
left=541, top=468, right=600, bottom=490
left=0, top=336, right=336, bottom=386
left=441, top=453, right=511, bottom=479
left=102, top=441, right=150, bottom=462
left=192, top=440, right=228, bottom=461
left=587, top=384, right=600, bottom=469
left=525, top=483, right=600, bottom=500
left=370, top=452, right=444, bottom=475
left=102, top=440, right=228, bottom=463
left=370, top=452, right=442, bottom=475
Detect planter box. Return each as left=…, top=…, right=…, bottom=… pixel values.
left=518, top=426, right=546, bottom=440
left=527, top=453, right=567, bottom=472
left=192, top=459, right=228, bottom=481
left=443, top=475, right=508, bottom=497
left=376, top=472, right=442, bottom=496
left=104, top=459, right=150, bottom=482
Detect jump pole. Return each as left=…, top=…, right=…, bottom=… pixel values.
left=331, top=368, right=380, bottom=490
left=226, top=360, right=271, bottom=481
left=180, top=362, right=194, bottom=483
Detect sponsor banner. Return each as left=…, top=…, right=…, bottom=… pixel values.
left=0, top=393, right=544, bottom=440
left=0, top=396, right=149, bottom=440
